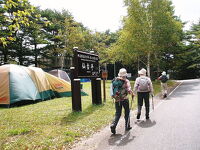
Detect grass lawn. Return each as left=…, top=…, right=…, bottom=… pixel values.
left=0, top=80, right=176, bottom=150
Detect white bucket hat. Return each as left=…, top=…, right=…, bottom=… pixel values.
left=118, top=68, right=128, bottom=77
left=138, top=68, right=147, bottom=75
left=162, top=71, right=166, bottom=75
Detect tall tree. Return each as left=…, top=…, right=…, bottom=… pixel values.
left=175, top=20, right=200, bottom=79
left=0, top=0, right=36, bottom=46
left=0, top=0, right=37, bottom=63
left=26, top=8, right=50, bottom=67
left=150, top=0, right=183, bottom=74
left=110, top=0, right=183, bottom=77
left=40, top=9, right=88, bottom=68
left=94, top=30, right=119, bottom=64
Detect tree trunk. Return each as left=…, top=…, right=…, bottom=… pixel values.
left=155, top=53, right=160, bottom=77
left=34, top=43, right=38, bottom=67
left=3, top=48, right=8, bottom=63
left=19, top=38, right=23, bottom=65
left=147, top=52, right=151, bottom=77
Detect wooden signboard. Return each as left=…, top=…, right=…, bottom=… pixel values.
left=71, top=48, right=102, bottom=112
left=73, top=50, right=100, bottom=78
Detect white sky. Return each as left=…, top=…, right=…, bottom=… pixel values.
left=29, top=0, right=200, bottom=32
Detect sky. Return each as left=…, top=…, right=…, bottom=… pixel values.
left=29, top=0, right=200, bottom=32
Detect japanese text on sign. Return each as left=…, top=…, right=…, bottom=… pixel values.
left=74, top=50, right=99, bottom=78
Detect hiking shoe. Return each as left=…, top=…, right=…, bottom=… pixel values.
left=110, top=125, right=116, bottom=134
left=125, top=126, right=132, bottom=131
left=136, top=114, right=140, bottom=119
left=146, top=115, right=149, bottom=120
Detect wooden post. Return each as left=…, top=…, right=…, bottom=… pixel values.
left=70, top=67, right=82, bottom=112
left=96, top=78, right=102, bottom=105
left=91, top=78, right=102, bottom=105
left=91, top=78, right=96, bottom=105
left=103, top=79, right=106, bottom=103
left=102, top=71, right=108, bottom=103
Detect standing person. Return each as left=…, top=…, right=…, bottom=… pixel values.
left=110, top=68, right=134, bottom=134
left=158, top=71, right=168, bottom=98
left=134, top=68, right=154, bottom=120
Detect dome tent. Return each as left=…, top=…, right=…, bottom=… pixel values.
left=48, top=69, right=71, bottom=83
left=0, top=64, right=73, bottom=105
left=0, top=64, right=42, bottom=105
left=48, top=69, right=88, bottom=96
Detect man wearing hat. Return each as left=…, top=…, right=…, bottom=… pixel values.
left=133, top=68, right=154, bottom=120
left=110, top=68, right=134, bottom=134
left=158, top=71, right=168, bottom=98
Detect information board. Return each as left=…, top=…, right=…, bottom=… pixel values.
left=74, top=50, right=99, bottom=78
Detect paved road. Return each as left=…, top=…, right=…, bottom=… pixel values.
left=72, top=79, right=200, bottom=150
left=97, top=80, right=200, bottom=150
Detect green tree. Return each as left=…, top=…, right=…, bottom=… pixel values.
left=0, top=0, right=37, bottom=63
left=110, top=0, right=183, bottom=77
left=0, top=0, right=35, bottom=46
left=40, top=9, right=89, bottom=68
left=174, top=21, right=200, bottom=79
left=92, top=30, right=119, bottom=64
left=150, top=0, right=183, bottom=74
left=25, top=8, right=50, bottom=67
left=187, top=21, right=200, bottom=47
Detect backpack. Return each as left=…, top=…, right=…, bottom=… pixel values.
left=112, top=78, right=128, bottom=101
left=160, top=75, right=168, bottom=83
left=138, top=77, right=150, bottom=91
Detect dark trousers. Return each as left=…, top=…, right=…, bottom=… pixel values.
left=137, top=92, right=150, bottom=117
left=111, top=99, right=130, bottom=129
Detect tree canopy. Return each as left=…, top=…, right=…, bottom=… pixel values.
left=0, top=0, right=199, bottom=79
left=109, top=0, right=183, bottom=77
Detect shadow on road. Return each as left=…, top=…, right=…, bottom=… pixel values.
left=108, top=131, right=135, bottom=147
left=136, top=119, right=156, bottom=128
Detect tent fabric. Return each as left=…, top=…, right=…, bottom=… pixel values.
left=9, top=65, right=41, bottom=103
left=48, top=69, right=88, bottom=96
left=0, top=64, right=73, bottom=105
left=25, top=67, right=54, bottom=100
left=0, top=65, right=41, bottom=104
left=45, top=73, right=88, bottom=97
left=48, top=69, right=71, bottom=82
left=45, top=73, right=71, bottom=97
left=0, top=65, right=10, bottom=104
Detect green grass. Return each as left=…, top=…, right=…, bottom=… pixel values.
left=0, top=80, right=176, bottom=150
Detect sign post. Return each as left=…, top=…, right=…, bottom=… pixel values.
left=91, top=78, right=102, bottom=105
left=102, top=71, right=108, bottom=102
left=71, top=47, right=102, bottom=111
left=70, top=67, right=82, bottom=111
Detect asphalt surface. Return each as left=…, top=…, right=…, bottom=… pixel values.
left=72, top=79, right=200, bottom=150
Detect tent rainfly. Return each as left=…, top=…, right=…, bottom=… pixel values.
left=0, top=64, right=74, bottom=105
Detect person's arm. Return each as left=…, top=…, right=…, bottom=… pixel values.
left=126, top=79, right=133, bottom=95
left=125, top=79, right=135, bottom=101
left=133, top=78, right=139, bottom=95
left=157, top=75, right=161, bottom=80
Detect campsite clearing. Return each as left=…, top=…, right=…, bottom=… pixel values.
left=0, top=81, right=176, bottom=149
